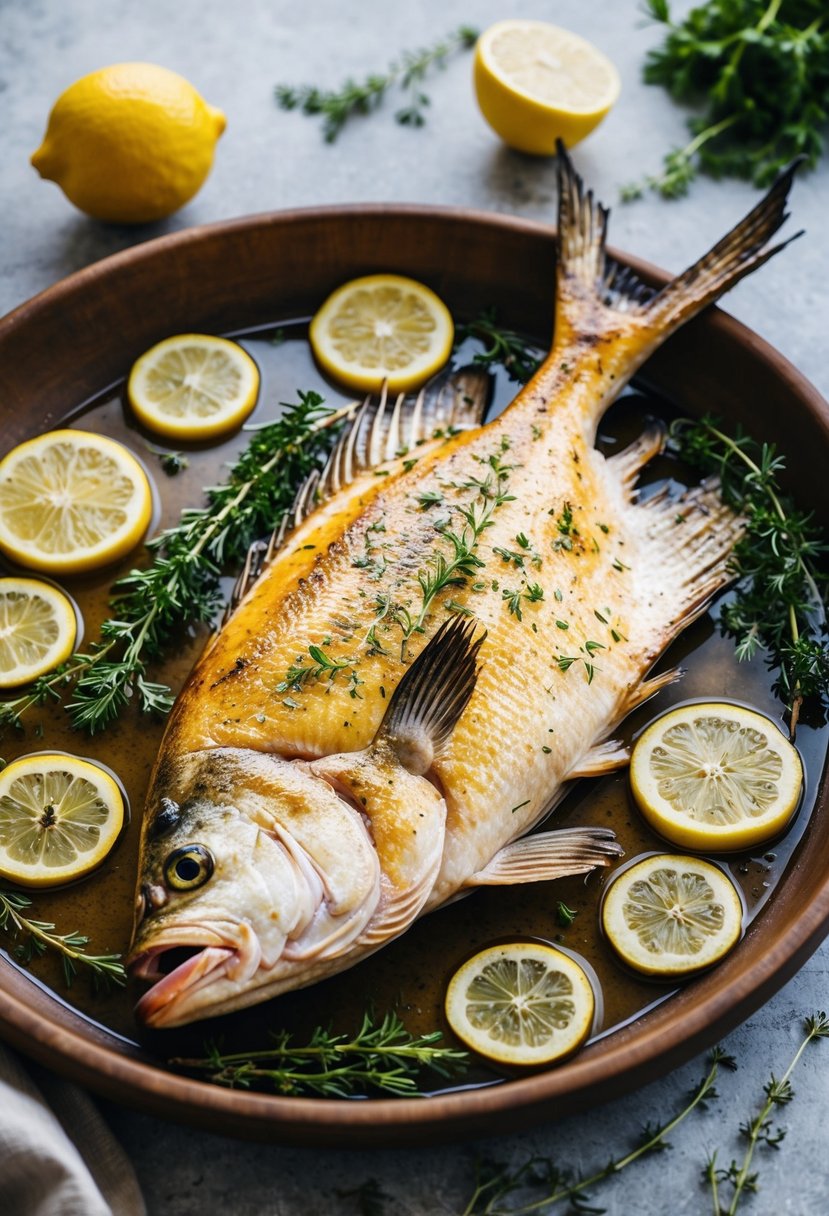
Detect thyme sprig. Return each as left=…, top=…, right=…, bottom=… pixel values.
left=0, top=887, right=126, bottom=990
left=705, top=1012, right=829, bottom=1214
left=456, top=308, right=544, bottom=385
left=625, top=0, right=828, bottom=200
left=461, top=1047, right=727, bottom=1214
left=275, top=26, right=479, bottom=142
left=669, top=416, right=828, bottom=730
left=0, top=393, right=350, bottom=736
left=170, top=1010, right=468, bottom=1098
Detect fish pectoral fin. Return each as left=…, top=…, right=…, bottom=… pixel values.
left=568, top=738, right=630, bottom=779
left=378, top=615, right=485, bottom=775
left=466, top=827, right=622, bottom=887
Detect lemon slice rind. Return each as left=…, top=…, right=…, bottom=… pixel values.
left=309, top=274, right=454, bottom=395
left=601, top=853, right=743, bottom=978
left=630, top=702, right=803, bottom=854
left=127, top=334, right=260, bottom=441
left=445, top=942, right=595, bottom=1067
left=0, top=753, right=126, bottom=888
left=0, top=430, right=153, bottom=575
left=0, top=577, right=78, bottom=689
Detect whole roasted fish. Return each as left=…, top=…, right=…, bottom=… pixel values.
left=129, top=150, right=799, bottom=1027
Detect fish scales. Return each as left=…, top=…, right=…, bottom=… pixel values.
left=128, top=148, right=800, bottom=1026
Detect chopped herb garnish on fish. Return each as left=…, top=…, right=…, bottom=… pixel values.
left=170, top=1010, right=468, bottom=1097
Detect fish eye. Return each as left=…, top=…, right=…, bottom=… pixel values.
left=164, top=845, right=214, bottom=892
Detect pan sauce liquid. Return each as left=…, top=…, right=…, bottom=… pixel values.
left=1, top=321, right=826, bottom=1095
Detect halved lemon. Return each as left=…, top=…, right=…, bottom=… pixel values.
left=445, top=942, right=594, bottom=1067
left=0, top=753, right=125, bottom=887
left=127, top=334, right=260, bottom=441
left=601, top=854, right=743, bottom=978
left=474, top=21, right=620, bottom=155
left=0, top=430, right=152, bottom=575
left=309, top=274, right=454, bottom=394
left=0, top=578, right=77, bottom=688
left=630, top=703, right=803, bottom=853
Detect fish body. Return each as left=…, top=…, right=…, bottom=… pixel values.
left=129, top=150, right=798, bottom=1027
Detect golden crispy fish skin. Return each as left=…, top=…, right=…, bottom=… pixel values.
left=128, top=149, right=800, bottom=1028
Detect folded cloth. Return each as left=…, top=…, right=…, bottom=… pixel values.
left=0, top=1043, right=146, bottom=1216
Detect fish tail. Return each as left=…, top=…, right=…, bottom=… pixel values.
left=551, top=140, right=802, bottom=359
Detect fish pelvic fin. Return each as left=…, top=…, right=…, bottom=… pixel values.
left=551, top=140, right=801, bottom=356
left=466, top=827, right=622, bottom=887
left=379, top=615, right=486, bottom=776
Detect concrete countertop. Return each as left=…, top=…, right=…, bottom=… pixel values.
left=1, top=1, right=827, bottom=1212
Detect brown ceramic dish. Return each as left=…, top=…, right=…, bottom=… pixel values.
left=0, top=206, right=827, bottom=1146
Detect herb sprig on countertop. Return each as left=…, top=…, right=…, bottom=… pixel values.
left=170, top=1011, right=468, bottom=1098
left=0, top=886, right=126, bottom=990
left=625, top=0, right=829, bottom=199
left=276, top=26, right=478, bottom=142
left=0, top=392, right=350, bottom=736
left=670, top=416, right=828, bottom=732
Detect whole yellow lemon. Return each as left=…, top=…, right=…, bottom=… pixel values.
left=31, top=62, right=226, bottom=224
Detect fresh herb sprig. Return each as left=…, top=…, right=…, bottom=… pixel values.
left=670, top=416, right=828, bottom=731
left=705, top=1012, right=829, bottom=1214
left=276, top=26, right=479, bottom=142
left=461, top=1046, right=728, bottom=1214
left=0, top=887, right=126, bottom=990
left=626, top=0, right=829, bottom=200
left=456, top=308, right=544, bottom=385
left=0, top=393, right=350, bottom=736
left=170, top=1010, right=468, bottom=1098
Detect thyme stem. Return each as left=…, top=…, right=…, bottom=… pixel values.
left=0, top=887, right=126, bottom=989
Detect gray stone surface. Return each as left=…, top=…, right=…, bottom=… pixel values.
left=1, top=0, right=828, bottom=1212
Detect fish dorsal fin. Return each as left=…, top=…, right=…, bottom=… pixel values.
left=568, top=738, right=630, bottom=779
left=466, top=827, right=622, bottom=887
left=223, top=366, right=492, bottom=621
left=379, top=615, right=486, bottom=776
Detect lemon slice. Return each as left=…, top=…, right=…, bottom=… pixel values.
left=127, top=334, right=260, bottom=441
left=0, top=578, right=77, bottom=689
left=0, top=753, right=125, bottom=888
left=474, top=21, right=621, bottom=156
left=309, top=274, right=454, bottom=394
left=630, top=703, right=803, bottom=853
left=445, top=942, right=594, bottom=1067
left=601, top=854, right=743, bottom=978
left=0, top=430, right=152, bottom=575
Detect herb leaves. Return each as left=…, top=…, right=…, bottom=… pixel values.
left=627, top=0, right=829, bottom=199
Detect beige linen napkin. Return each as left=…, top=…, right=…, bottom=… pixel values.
left=0, top=1043, right=145, bottom=1216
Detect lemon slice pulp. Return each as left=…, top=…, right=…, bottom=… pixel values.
left=602, top=854, right=743, bottom=977
left=309, top=274, right=454, bottom=394
left=127, top=334, right=260, bottom=441
left=630, top=703, right=803, bottom=853
left=474, top=21, right=620, bottom=155
left=0, top=578, right=77, bottom=689
left=445, top=942, right=594, bottom=1066
left=0, top=754, right=125, bottom=888
left=0, top=430, right=152, bottom=575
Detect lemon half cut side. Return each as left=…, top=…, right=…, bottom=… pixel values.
left=630, top=702, right=803, bottom=853
left=309, top=274, right=454, bottom=394
left=445, top=942, right=595, bottom=1067
left=0, top=578, right=78, bottom=688
left=0, top=753, right=126, bottom=888
left=601, top=854, right=744, bottom=978
left=128, top=334, right=260, bottom=441
left=474, top=21, right=621, bottom=155
left=0, top=430, right=153, bottom=576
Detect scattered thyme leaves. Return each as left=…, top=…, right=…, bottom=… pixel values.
left=626, top=0, right=829, bottom=200
left=170, top=1010, right=468, bottom=1098
left=455, top=307, right=544, bottom=385
left=0, top=887, right=125, bottom=991
left=669, top=415, right=828, bottom=731
left=555, top=901, right=577, bottom=928
left=275, top=26, right=478, bottom=142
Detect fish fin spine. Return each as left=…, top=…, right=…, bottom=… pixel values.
left=607, top=418, right=667, bottom=500
left=568, top=738, right=630, bottom=779
left=379, top=615, right=486, bottom=775
left=466, top=827, right=622, bottom=887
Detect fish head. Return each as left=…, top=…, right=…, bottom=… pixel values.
left=128, top=747, right=381, bottom=1028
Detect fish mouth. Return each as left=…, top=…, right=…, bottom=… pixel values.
left=131, top=942, right=238, bottom=1028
